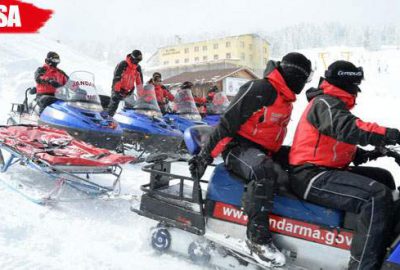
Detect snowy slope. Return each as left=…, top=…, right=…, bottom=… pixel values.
left=1, top=39, right=400, bottom=270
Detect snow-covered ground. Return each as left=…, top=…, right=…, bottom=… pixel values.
left=1, top=37, right=400, bottom=269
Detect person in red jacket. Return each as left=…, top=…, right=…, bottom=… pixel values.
left=289, top=61, right=400, bottom=270
left=106, top=50, right=143, bottom=116
left=189, top=53, right=312, bottom=267
left=149, top=72, right=174, bottom=114
left=34, top=52, right=68, bottom=114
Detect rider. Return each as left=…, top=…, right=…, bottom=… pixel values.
left=34, top=52, right=68, bottom=114
left=189, top=52, right=312, bottom=267
left=149, top=72, right=174, bottom=114
left=107, top=50, right=143, bottom=116
left=289, top=60, right=400, bottom=270
left=206, top=85, right=219, bottom=103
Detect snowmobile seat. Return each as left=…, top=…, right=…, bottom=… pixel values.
left=206, top=164, right=345, bottom=227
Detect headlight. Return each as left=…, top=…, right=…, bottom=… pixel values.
left=182, top=113, right=202, bottom=121
left=135, top=109, right=162, bottom=118
left=67, top=102, right=103, bottom=112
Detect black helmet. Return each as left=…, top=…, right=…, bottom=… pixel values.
left=181, top=81, right=193, bottom=89
left=45, top=51, right=60, bottom=67
left=130, top=50, right=143, bottom=63
left=280, top=52, right=313, bottom=94
left=152, top=72, right=162, bottom=82
left=325, top=60, right=364, bottom=95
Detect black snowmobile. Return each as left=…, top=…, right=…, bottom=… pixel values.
left=132, top=125, right=400, bottom=270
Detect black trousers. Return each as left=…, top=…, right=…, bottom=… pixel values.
left=37, top=94, right=58, bottom=114
left=224, top=143, right=281, bottom=245
left=106, top=91, right=124, bottom=117
left=299, top=167, right=394, bottom=270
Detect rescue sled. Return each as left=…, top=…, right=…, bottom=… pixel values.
left=132, top=126, right=400, bottom=270
left=7, top=71, right=123, bottom=150
left=0, top=125, right=134, bottom=205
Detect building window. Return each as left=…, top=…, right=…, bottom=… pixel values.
left=202, top=45, right=207, bottom=51
left=240, top=41, right=245, bottom=48
left=213, top=43, right=218, bottom=49
left=214, top=54, right=219, bottom=60
left=240, top=53, right=245, bottom=60
left=194, top=46, right=199, bottom=52
left=264, top=47, right=267, bottom=54
left=203, top=56, right=208, bottom=61
left=184, top=48, right=189, bottom=53
left=175, top=59, right=180, bottom=64
left=226, top=41, right=231, bottom=48
left=195, top=57, right=199, bottom=62
left=249, top=44, right=253, bottom=50
left=163, top=61, right=169, bottom=65
left=226, top=53, right=231, bottom=59
left=264, top=58, right=268, bottom=65
left=184, top=58, right=189, bottom=63
left=249, top=54, right=253, bottom=61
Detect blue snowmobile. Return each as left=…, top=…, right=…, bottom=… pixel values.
left=163, top=88, right=206, bottom=133
left=202, top=91, right=230, bottom=126
left=8, top=71, right=123, bottom=150
left=113, top=84, right=183, bottom=154
left=132, top=125, right=400, bottom=270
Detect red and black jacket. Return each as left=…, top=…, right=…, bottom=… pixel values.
left=202, top=61, right=296, bottom=158
left=289, top=80, right=399, bottom=195
left=154, top=84, right=174, bottom=104
left=34, top=64, right=68, bottom=95
left=112, top=55, right=143, bottom=95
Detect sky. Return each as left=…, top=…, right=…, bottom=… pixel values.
left=29, top=0, right=400, bottom=42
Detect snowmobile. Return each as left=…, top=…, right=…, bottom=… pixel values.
left=7, top=71, right=123, bottom=150
left=132, top=125, right=400, bottom=270
left=113, top=84, right=183, bottom=155
left=0, top=125, right=134, bottom=205
left=163, top=88, right=206, bottom=133
left=202, top=92, right=230, bottom=126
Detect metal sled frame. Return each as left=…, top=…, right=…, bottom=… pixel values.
left=134, top=158, right=209, bottom=235
left=0, top=142, right=123, bottom=204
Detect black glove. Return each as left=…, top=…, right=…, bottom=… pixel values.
left=353, top=148, right=383, bottom=166
left=47, top=79, right=61, bottom=88
left=189, top=153, right=213, bottom=179
left=385, top=128, right=400, bottom=145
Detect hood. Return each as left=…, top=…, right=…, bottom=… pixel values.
left=265, top=60, right=296, bottom=102
left=306, top=78, right=356, bottom=109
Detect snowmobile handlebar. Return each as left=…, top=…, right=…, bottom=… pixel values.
left=377, top=146, right=400, bottom=166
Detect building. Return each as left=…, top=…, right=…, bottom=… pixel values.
left=146, top=34, right=270, bottom=78
left=162, top=67, right=259, bottom=99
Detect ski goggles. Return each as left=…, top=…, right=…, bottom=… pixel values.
left=281, top=62, right=314, bottom=83
left=48, top=57, right=60, bottom=64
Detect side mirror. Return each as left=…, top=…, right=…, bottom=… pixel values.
left=29, top=87, right=37, bottom=95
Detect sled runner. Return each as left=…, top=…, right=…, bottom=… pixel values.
left=132, top=126, right=400, bottom=270
left=0, top=125, right=134, bottom=205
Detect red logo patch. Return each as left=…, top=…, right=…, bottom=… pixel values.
left=0, top=0, right=53, bottom=33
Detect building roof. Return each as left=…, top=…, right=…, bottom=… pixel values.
left=162, top=67, right=258, bottom=85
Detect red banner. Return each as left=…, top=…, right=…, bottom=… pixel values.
left=212, top=202, right=353, bottom=250
left=0, top=0, right=53, bottom=33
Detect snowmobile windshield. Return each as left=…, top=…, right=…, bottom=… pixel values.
left=55, top=71, right=102, bottom=111
left=125, top=84, right=162, bottom=118
left=173, top=89, right=202, bottom=120
left=206, top=92, right=230, bottom=114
